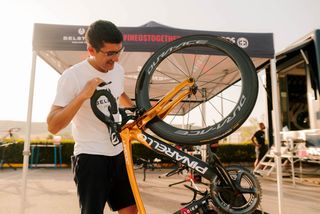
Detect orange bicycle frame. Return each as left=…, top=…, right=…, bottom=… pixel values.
left=121, top=78, right=195, bottom=213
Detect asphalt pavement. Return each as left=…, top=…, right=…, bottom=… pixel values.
left=0, top=167, right=319, bottom=214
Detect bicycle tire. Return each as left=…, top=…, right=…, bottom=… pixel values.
left=135, top=35, right=258, bottom=145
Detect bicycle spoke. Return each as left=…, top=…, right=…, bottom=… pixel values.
left=191, top=55, right=210, bottom=81
left=186, top=98, right=192, bottom=129
left=198, top=67, right=239, bottom=90
left=190, top=54, right=197, bottom=77
left=166, top=56, right=189, bottom=78
left=196, top=100, right=207, bottom=128
left=182, top=54, right=192, bottom=77
left=152, top=69, right=181, bottom=84
left=207, top=99, right=224, bottom=120
left=168, top=103, right=184, bottom=125
left=196, top=56, right=228, bottom=81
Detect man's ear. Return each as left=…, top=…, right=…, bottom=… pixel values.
left=87, top=45, right=95, bottom=55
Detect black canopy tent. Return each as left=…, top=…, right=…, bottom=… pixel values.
left=33, top=21, right=274, bottom=61
left=21, top=21, right=275, bottom=212
left=32, top=21, right=274, bottom=101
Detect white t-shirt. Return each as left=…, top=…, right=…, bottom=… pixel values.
left=53, top=59, right=124, bottom=156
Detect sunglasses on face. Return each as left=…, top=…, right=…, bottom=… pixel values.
left=98, top=46, right=125, bottom=57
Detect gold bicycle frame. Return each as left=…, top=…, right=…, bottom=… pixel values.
left=120, top=78, right=195, bottom=213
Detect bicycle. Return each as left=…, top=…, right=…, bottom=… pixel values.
left=134, top=157, right=162, bottom=181
left=91, top=35, right=261, bottom=213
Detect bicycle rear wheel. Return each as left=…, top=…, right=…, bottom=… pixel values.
left=135, top=35, right=258, bottom=145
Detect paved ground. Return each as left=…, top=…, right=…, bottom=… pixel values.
left=0, top=167, right=319, bottom=214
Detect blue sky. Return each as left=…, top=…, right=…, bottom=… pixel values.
left=0, top=0, right=319, bottom=122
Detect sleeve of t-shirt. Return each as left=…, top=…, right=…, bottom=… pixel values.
left=118, top=64, right=125, bottom=95
left=53, top=70, right=79, bottom=107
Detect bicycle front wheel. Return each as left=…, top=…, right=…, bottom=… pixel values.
left=135, top=35, right=258, bottom=145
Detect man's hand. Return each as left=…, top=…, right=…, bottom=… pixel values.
left=79, top=77, right=104, bottom=100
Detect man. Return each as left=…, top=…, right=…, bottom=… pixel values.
left=47, top=20, right=137, bottom=214
left=251, top=122, right=267, bottom=169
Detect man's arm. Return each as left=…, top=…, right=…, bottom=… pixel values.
left=119, top=92, right=135, bottom=108
left=251, top=133, right=258, bottom=146
left=47, top=98, right=85, bottom=134
left=47, top=77, right=103, bottom=134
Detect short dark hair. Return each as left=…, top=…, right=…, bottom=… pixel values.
left=85, top=20, right=123, bottom=51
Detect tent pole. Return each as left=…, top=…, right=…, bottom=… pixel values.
left=20, top=51, right=37, bottom=214
left=201, top=88, right=207, bottom=161
left=182, top=108, right=185, bottom=129
left=270, top=58, right=283, bottom=214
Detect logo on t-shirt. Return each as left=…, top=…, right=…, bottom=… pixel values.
left=93, top=87, right=121, bottom=147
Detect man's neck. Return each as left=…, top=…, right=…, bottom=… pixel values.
left=87, top=58, right=109, bottom=73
